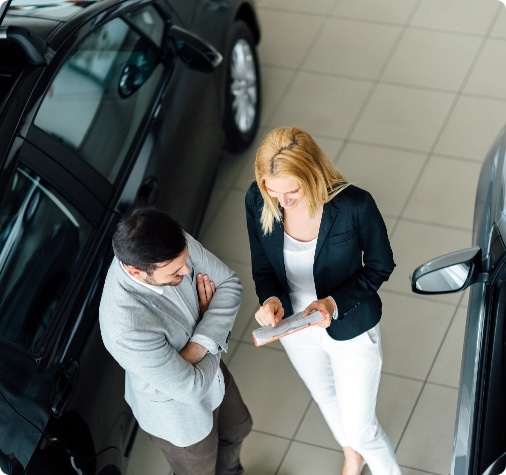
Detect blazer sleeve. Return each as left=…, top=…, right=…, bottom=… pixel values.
left=329, top=191, right=395, bottom=319
left=108, top=323, right=221, bottom=403
left=245, top=184, right=286, bottom=307
left=185, top=233, right=242, bottom=351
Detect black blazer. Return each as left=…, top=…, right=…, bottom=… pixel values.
left=245, top=182, right=395, bottom=341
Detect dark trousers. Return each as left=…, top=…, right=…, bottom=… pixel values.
left=149, top=362, right=252, bottom=475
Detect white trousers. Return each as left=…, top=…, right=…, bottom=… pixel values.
left=280, top=324, right=401, bottom=475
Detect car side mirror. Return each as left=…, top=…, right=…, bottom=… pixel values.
left=118, top=37, right=158, bottom=98
left=411, top=246, right=482, bottom=294
left=168, top=25, right=222, bottom=72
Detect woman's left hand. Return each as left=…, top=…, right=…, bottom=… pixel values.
left=304, top=297, right=335, bottom=328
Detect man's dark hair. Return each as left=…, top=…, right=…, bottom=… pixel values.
left=112, top=207, right=186, bottom=273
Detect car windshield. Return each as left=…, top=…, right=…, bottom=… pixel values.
left=0, top=166, right=91, bottom=353
left=33, top=10, right=164, bottom=183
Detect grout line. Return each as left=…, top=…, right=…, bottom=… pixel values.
left=390, top=3, right=504, bottom=238
left=333, top=0, right=424, bottom=167
left=393, top=292, right=466, bottom=457
left=260, top=0, right=343, bottom=128
left=384, top=214, right=473, bottom=233
left=274, top=399, right=314, bottom=475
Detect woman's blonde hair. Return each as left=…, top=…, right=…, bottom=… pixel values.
left=255, top=126, right=349, bottom=234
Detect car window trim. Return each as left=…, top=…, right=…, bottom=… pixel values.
left=25, top=127, right=113, bottom=208
left=19, top=140, right=106, bottom=227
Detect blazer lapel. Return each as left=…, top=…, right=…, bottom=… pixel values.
left=116, top=263, right=195, bottom=335
left=315, top=200, right=339, bottom=263
left=175, top=271, right=199, bottom=321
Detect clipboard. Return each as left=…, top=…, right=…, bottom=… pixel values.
left=252, top=310, right=324, bottom=347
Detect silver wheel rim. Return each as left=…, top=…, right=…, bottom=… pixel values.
left=230, top=38, right=257, bottom=134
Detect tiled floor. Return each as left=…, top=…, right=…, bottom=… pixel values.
left=129, top=0, right=506, bottom=474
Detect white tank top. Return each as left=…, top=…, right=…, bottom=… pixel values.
left=283, top=232, right=318, bottom=314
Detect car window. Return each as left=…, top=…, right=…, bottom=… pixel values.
left=125, top=5, right=165, bottom=47
left=33, top=8, right=165, bottom=183
left=0, top=40, right=26, bottom=109
left=0, top=165, right=91, bottom=353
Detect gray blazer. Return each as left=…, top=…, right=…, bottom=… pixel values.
left=99, top=232, right=242, bottom=446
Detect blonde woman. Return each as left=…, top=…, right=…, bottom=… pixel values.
left=245, top=127, right=401, bottom=475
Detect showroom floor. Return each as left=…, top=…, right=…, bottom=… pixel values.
left=127, top=0, right=506, bottom=474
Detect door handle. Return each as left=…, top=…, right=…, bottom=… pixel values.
left=52, top=359, right=79, bottom=418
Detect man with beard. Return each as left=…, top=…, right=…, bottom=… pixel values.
left=99, top=207, right=252, bottom=475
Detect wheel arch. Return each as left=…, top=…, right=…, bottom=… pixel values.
left=234, top=2, right=261, bottom=45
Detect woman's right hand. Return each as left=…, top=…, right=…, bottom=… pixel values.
left=255, top=296, right=284, bottom=327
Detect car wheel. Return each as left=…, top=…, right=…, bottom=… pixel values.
left=224, top=20, right=261, bottom=153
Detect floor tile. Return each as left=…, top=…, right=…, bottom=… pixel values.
left=277, top=441, right=344, bottom=475
left=380, top=292, right=455, bottom=380
left=126, top=429, right=171, bottom=475
left=434, top=95, right=506, bottom=161
left=490, top=7, right=506, bottom=38
left=428, top=306, right=467, bottom=388
left=402, top=469, right=440, bottom=475
left=303, top=19, right=402, bottom=80
left=257, top=8, right=325, bottom=68
left=198, top=184, right=228, bottom=238
left=199, top=189, right=251, bottom=266
left=259, top=66, right=297, bottom=126
left=409, top=0, right=498, bottom=35
left=228, top=261, right=259, bottom=339
left=464, top=37, right=506, bottom=99
left=333, top=0, right=418, bottom=24
left=294, top=401, right=340, bottom=450
left=312, top=135, right=344, bottom=163
left=350, top=83, right=454, bottom=152
left=396, top=383, right=458, bottom=474
left=227, top=342, right=312, bottom=438
left=402, top=156, right=481, bottom=229
left=268, top=71, right=372, bottom=137
left=240, top=431, right=291, bottom=475
left=381, top=28, right=482, bottom=91
left=375, top=373, right=423, bottom=448
left=259, top=0, right=335, bottom=15
left=228, top=125, right=269, bottom=193
left=215, top=150, right=256, bottom=194
left=335, top=143, right=427, bottom=217
left=385, top=220, right=472, bottom=300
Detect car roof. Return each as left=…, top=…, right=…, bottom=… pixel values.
left=1, top=0, right=110, bottom=41
left=6, top=0, right=102, bottom=21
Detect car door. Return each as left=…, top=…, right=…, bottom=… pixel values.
left=475, top=272, right=506, bottom=474
left=411, top=227, right=506, bottom=475
left=0, top=2, right=226, bottom=472
left=21, top=3, right=172, bottom=216
left=0, top=4, right=174, bottom=474
left=0, top=161, right=100, bottom=474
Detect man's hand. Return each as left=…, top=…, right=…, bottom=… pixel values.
left=197, top=273, right=216, bottom=314
left=179, top=341, right=208, bottom=364
left=255, top=296, right=284, bottom=327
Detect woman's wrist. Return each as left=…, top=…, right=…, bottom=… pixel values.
left=263, top=296, right=281, bottom=306
left=327, top=296, right=338, bottom=320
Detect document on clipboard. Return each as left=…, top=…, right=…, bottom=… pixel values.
left=252, top=310, right=324, bottom=347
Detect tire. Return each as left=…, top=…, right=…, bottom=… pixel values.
left=223, top=20, right=261, bottom=153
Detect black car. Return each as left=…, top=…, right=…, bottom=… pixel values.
left=411, top=125, right=506, bottom=475
left=0, top=0, right=260, bottom=473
